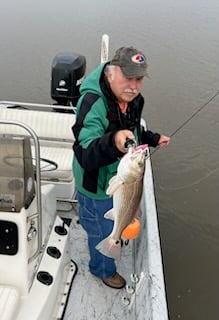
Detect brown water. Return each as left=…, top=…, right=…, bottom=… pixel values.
left=0, top=0, right=219, bottom=319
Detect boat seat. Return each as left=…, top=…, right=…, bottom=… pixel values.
left=0, top=108, right=75, bottom=141
left=33, top=145, right=73, bottom=182
left=0, top=286, right=20, bottom=320
left=0, top=108, right=75, bottom=183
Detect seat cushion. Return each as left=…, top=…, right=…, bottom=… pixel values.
left=32, top=146, right=73, bottom=182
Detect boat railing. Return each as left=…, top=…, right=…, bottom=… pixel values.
left=0, top=100, right=76, bottom=113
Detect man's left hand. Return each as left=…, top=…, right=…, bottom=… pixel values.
left=158, top=135, right=170, bottom=147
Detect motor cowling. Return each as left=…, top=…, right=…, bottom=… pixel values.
left=51, top=52, right=86, bottom=106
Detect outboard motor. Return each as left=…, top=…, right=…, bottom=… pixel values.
left=51, top=52, right=86, bottom=107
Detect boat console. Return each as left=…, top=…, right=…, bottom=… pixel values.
left=0, top=108, right=77, bottom=320
left=0, top=137, right=35, bottom=213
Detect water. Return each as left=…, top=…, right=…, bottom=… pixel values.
left=0, top=1, right=219, bottom=319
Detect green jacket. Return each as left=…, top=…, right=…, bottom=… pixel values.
left=72, top=63, right=160, bottom=199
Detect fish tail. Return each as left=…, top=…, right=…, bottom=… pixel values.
left=96, top=237, right=121, bottom=260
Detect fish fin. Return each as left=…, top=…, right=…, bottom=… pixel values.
left=104, top=209, right=115, bottom=220
left=96, top=237, right=121, bottom=260
left=106, top=176, right=124, bottom=196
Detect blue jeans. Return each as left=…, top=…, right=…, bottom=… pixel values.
left=77, top=191, right=116, bottom=278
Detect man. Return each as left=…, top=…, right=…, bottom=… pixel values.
left=72, top=46, right=170, bottom=289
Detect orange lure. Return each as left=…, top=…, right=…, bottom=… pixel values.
left=122, top=218, right=141, bottom=240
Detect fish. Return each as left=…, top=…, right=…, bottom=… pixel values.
left=95, top=144, right=148, bottom=260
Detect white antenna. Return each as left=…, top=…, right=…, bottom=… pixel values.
left=100, top=34, right=109, bottom=63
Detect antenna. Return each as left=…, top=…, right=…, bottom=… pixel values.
left=101, top=34, right=109, bottom=63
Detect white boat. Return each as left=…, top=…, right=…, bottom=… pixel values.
left=0, top=35, right=168, bottom=320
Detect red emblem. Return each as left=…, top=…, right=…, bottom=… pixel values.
left=131, top=54, right=145, bottom=64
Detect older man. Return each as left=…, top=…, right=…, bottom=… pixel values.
left=72, top=47, right=170, bottom=289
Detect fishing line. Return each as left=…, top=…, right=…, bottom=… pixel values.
left=155, top=166, right=219, bottom=191
left=169, top=90, right=219, bottom=138
left=146, top=90, right=219, bottom=190
left=148, top=90, right=219, bottom=158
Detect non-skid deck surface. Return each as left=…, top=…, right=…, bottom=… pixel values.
left=63, top=215, right=140, bottom=320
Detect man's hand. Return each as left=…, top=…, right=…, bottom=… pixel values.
left=158, top=135, right=170, bottom=147
left=114, top=130, right=136, bottom=153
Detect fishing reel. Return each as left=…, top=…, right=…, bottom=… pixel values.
left=124, top=138, right=136, bottom=150
left=124, top=138, right=148, bottom=157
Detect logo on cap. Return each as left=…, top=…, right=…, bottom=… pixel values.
left=131, top=54, right=145, bottom=64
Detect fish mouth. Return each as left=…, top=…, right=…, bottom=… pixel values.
left=129, top=145, right=148, bottom=160
left=134, top=144, right=148, bottom=152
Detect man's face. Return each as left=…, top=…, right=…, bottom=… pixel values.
left=107, top=66, right=144, bottom=103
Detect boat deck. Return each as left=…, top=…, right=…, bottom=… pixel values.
left=63, top=159, right=168, bottom=320
left=0, top=101, right=168, bottom=320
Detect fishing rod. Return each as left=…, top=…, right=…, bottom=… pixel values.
left=149, top=89, right=219, bottom=157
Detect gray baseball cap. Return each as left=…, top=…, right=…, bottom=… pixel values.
left=110, top=46, right=148, bottom=77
